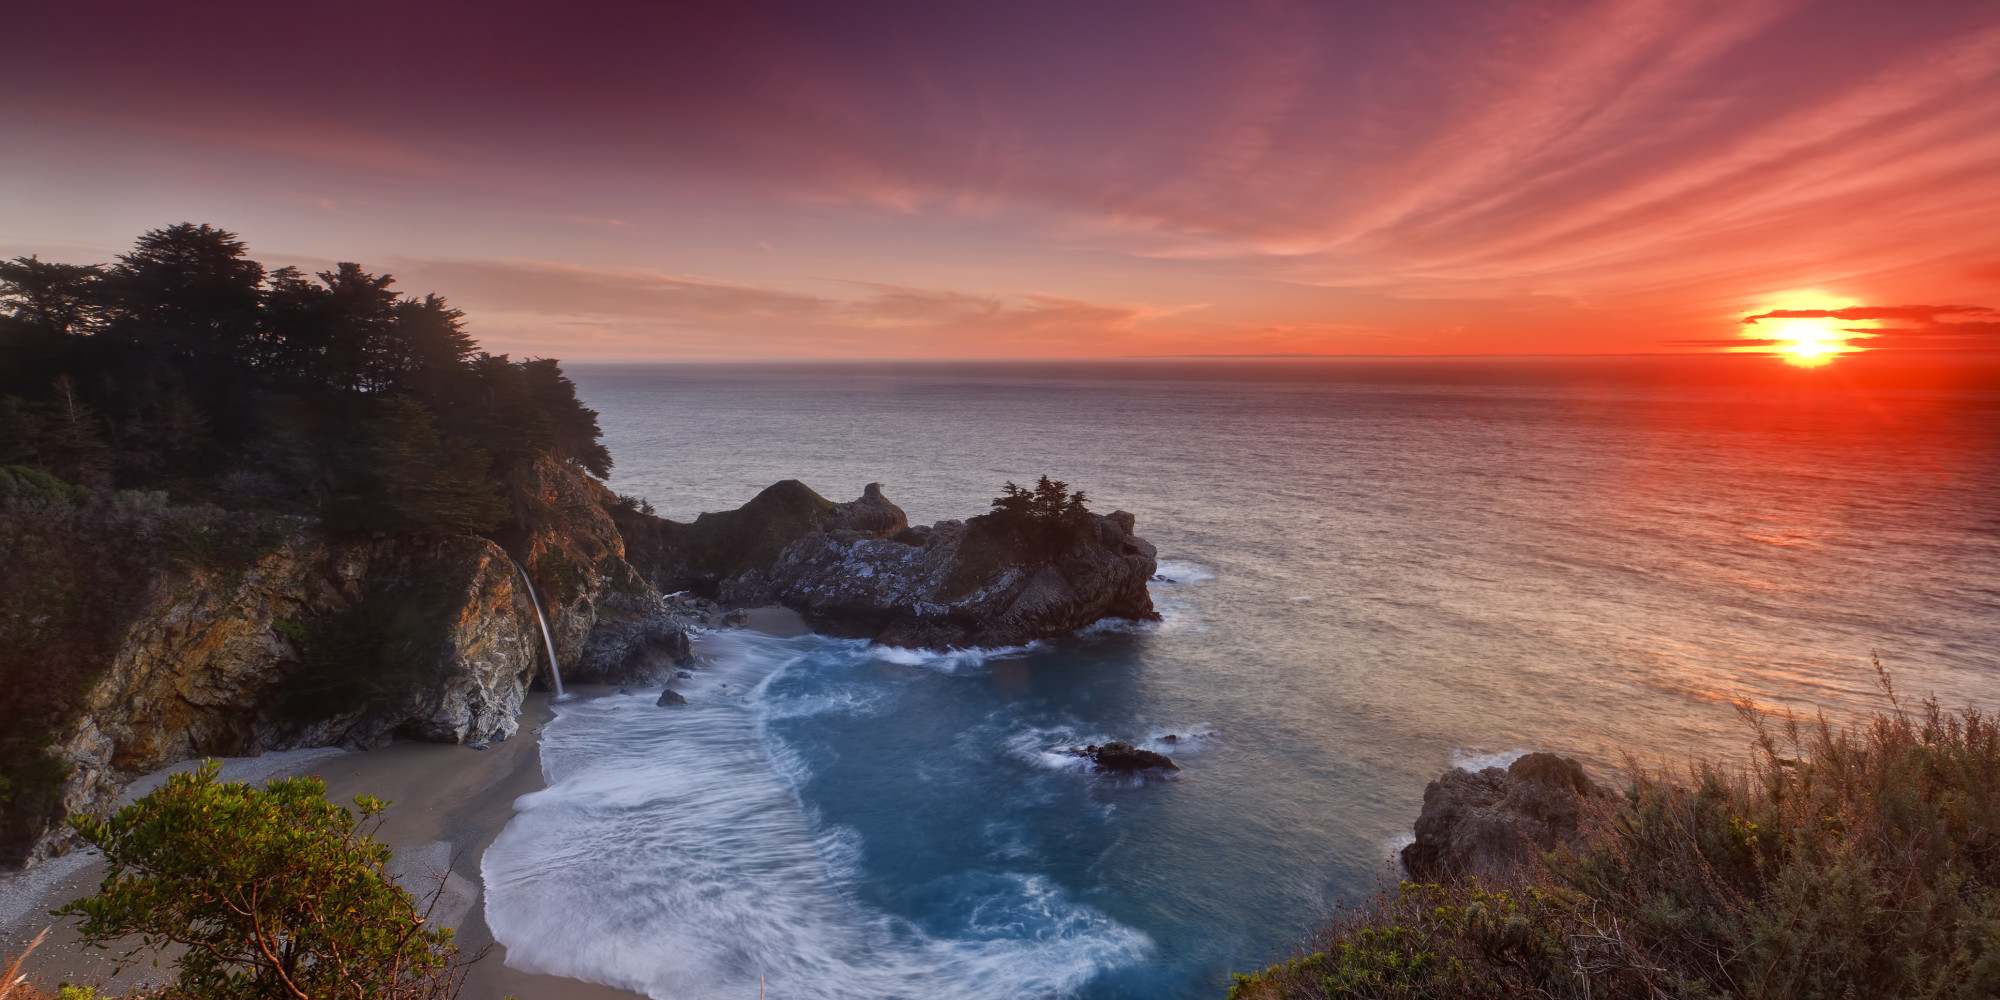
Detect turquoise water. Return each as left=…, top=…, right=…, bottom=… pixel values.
left=482, top=359, right=2000, bottom=999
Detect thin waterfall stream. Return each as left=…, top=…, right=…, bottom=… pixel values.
left=507, top=556, right=568, bottom=701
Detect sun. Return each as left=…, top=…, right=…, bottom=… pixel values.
left=1739, top=291, right=1875, bottom=367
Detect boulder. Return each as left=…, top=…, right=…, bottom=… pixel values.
left=656, top=688, right=688, bottom=707
left=1080, top=741, right=1179, bottom=773
left=1400, top=752, right=1607, bottom=880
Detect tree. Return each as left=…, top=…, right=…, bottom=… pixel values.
left=520, top=358, right=612, bottom=478
left=990, top=480, right=1035, bottom=521
left=987, top=475, right=1092, bottom=528
left=60, top=761, right=474, bottom=1000
left=352, top=396, right=508, bottom=536
left=100, top=224, right=265, bottom=361
left=0, top=255, right=103, bottom=335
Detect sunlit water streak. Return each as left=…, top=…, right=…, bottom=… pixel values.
left=484, top=360, right=2000, bottom=998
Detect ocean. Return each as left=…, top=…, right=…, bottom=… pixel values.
left=480, top=358, right=2000, bottom=999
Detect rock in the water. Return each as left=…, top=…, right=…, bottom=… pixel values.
left=1068, top=741, right=1178, bottom=773
left=723, top=608, right=750, bottom=626
left=656, top=688, right=688, bottom=707
left=719, top=485, right=1159, bottom=649
left=1400, top=752, right=1607, bottom=880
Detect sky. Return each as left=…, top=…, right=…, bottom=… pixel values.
left=4, top=0, right=1999, bottom=360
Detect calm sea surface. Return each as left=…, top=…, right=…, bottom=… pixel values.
left=481, top=359, right=2000, bottom=1000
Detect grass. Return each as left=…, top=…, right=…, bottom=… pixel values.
left=1230, top=668, right=2000, bottom=1000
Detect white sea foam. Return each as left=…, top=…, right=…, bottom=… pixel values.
left=868, top=642, right=1037, bottom=673
left=1449, top=748, right=1530, bottom=772
left=1139, top=726, right=1216, bottom=756
left=1148, top=559, right=1216, bottom=585
left=482, top=630, right=1149, bottom=1000
left=1077, top=616, right=1161, bottom=637
left=1384, top=832, right=1417, bottom=878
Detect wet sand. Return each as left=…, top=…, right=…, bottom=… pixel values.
left=0, top=610, right=812, bottom=998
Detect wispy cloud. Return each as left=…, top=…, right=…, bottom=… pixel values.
left=402, top=259, right=1190, bottom=358
left=1740, top=304, right=2000, bottom=348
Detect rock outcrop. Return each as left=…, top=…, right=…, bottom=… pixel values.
left=34, top=533, right=544, bottom=864
left=608, top=479, right=840, bottom=595
left=12, top=456, right=689, bottom=868
left=1400, top=752, right=1608, bottom=880
left=716, top=485, right=1158, bottom=648
left=614, top=481, right=1158, bottom=648
left=1067, top=741, right=1179, bottom=774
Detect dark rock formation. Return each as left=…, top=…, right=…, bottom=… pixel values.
left=1069, top=741, right=1179, bottom=773
left=608, top=479, right=840, bottom=596
left=1400, top=752, right=1608, bottom=880
left=615, top=481, right=1158, bottom=649
left=825, top=482, right=909, bottom=538
left=734, top=489, right=1158, bottom=648
left=573, top=602, right=694, bottom=685
left=656, top=688, right=688, bottom=707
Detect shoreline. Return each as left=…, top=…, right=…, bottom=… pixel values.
left=0, top=689, right=645, bottom=999
left=2, top=609, right=813, bottom=998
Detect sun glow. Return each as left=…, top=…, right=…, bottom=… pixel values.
left=1740, top=291, right=1875, bottom=367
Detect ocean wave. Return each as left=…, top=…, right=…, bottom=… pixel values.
left=1449, top=747, right=1531, bottom=772
left=868, top=642, right=1038, bottom=673
left=483, top=629, right=1149, bottom=1000
left=1077, top=616, right=1161, bottom=637
left=1148, top=559, right=1216, bottom=585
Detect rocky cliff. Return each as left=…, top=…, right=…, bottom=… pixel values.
left=3, top=456, right=685, bottom=868
left=1400, top=752, right=1609, bottom=880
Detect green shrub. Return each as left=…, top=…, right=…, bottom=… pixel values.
left=61, top=761, right=473, bottom=1000
left=1232, top=676, right=2000, bottom=1000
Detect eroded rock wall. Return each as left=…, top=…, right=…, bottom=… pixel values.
left=30, top=534, right=543, bottom=865
left=21, top=457, right=685, bottom=868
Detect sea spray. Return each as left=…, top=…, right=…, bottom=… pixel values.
left=480, top=630, right=1149, bottom=999
left=507, top=557, right=567, bottom=701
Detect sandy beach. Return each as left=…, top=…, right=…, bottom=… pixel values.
left=0, top=609, right=812, bottom=999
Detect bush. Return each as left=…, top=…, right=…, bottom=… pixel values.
left=987, top=475, right=1090, bottom=526
left=1231, top=674, right=2000, bottom=1000
left=60, top=761, right=474, bottom=1000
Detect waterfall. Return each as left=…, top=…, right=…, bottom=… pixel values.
left=508, top=556, right=569, bottom=701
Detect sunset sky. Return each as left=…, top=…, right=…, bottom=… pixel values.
left=4, top=0, right=1999, bottom=360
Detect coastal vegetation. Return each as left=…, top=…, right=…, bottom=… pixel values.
left=17, top=762, right=470, bottom=1000
left=1229, top=681, right=2000, bottom=1000
left=0, top=225, right=612, bottom=866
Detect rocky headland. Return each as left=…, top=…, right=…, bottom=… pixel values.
left=3, top=471, right=1156, bottom=868
left=1399, top=751, right=1609, bottom=880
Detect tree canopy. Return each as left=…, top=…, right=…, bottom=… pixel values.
left=0, top=224, right=610, bottom=535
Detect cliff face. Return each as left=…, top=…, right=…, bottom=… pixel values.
left=36, top=534, right=541, bottom=864
left=13, top=457, right=679, bottom=868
